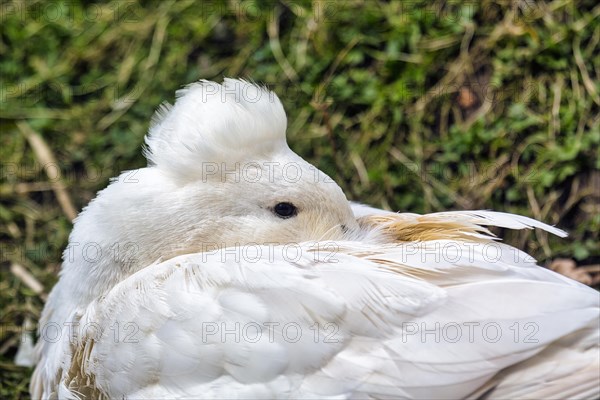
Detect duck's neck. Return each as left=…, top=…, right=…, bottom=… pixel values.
left=42, top=168, right=179, bottom=322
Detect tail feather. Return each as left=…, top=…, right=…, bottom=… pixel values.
left=351, top=204, right=568, bottom=243
left=431, top=210, right=568, bottom=238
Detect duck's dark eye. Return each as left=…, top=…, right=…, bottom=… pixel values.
left=273, top=202, right=297, bottom=219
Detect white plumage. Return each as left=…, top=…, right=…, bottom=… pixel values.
left=32, top=79, right=599, bottom=399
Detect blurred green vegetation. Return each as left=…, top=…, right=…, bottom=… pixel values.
left=1, top=0, right=599, bottom=396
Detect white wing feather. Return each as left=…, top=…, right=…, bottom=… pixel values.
left=47, top=239, right=598, bottom=399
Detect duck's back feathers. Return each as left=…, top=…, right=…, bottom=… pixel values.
left=38, top=239, right=598, bottom=399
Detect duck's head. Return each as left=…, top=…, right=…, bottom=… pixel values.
left=62, top=79, right=359, bottom=299
left=142, top=78, right=359, bottom=246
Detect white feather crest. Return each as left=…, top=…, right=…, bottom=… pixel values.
left=143, top=78, right=288, bottom=178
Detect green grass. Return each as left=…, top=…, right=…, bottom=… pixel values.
left=1, top=0, right=599, bottom=396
